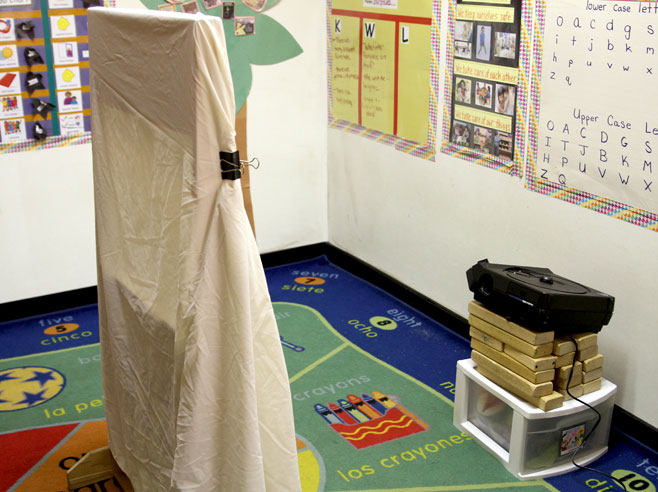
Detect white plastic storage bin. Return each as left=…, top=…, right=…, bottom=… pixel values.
left=454, top=358, right=616, bottom=480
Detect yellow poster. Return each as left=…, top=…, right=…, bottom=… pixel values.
left=361, top=18, right=396, bottom=134
left=329, top=0, right=433, bottom=145
left=331, top=15, right=361, bottom=123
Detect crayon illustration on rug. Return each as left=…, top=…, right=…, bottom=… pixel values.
left=0, top=256, right=657, bottom=492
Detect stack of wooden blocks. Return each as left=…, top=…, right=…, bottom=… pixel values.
left=468, top=300, right=605, bottom=411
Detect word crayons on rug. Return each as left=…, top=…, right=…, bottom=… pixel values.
left=467, top=301, right=605, bottom=411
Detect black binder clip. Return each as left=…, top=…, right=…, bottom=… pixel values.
left=220, top=150, right=242, bottom=180
left=32, top=99, right=56, bottom=119
left=25, top=72, right=45, bottom=95
left=16, top=21, right=35, bottom=40
left=24, top=47, right=44, bottom=67
left=33, top=122, right=47, bottom=141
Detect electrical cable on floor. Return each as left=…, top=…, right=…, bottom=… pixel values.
left=565, top=336, right=627, bottom=492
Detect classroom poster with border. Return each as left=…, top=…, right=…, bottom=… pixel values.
left=0, top=0, right=115, bottom=155
left=327, top=0, right=440, bottom=161
left=442, top=0, right=531, bottom=177
left=527, top=0, right=658, bottom=231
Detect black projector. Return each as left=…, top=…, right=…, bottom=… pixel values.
left=466, top=259, right=614, bottom=334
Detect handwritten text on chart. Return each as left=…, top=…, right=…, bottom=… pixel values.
left=537, top=0, right=658, bottom=213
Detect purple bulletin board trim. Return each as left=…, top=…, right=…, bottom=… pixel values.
left=0, top=0, right=115, bottom=155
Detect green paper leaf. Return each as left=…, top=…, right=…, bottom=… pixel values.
left=137, top=1, right=302, bottom=114
left=227, top=48, right=253, bottom=113
left=236, top=13, right=302, bottom=66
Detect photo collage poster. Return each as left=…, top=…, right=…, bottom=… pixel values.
left=442, top=0, right=527, bottom=176
left=327, top=0, right=440, bottom=161
left=0, top=0, right=103, bottom=154
left=527, top=0, right=658, bottom=230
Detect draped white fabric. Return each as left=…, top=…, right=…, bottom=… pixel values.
left=88, top=9, right=301, bottom=491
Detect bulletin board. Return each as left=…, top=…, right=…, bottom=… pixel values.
left=527, top=0, right=658, bottom=230
left=2, top=0, right=300, bottom=154
left=327, top=0, right=440, bottom=161
left=0, top=0, right=105, bottom=154
left=441, top=0, right=531, bottom=177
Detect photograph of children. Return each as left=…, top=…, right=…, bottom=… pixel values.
left=473, top=126, right=493, bottom=154
left=475, top=25, right=491, bottom=62
left=454, top=40, right=472, bottom=59
left=242, top=0, right=268, bottom=11
left=202, top=0, right=221, bottom=9
left=454, top=78, right=471, bottom=104
left=475, top=81, right=492, bottom=109
left=492, top=131, right=513, bottom=159
left=223, top=2, right=235, bottom=19
left=234, top=16, right=255, bottom=36
left=494, top=32, right=517, bottom=60
left=495, top=84, right=515, bottom=116
left=452, top=121, right=472, bottom=147
left=455, top=21, right=473, bottom=43
left=181, top=0, right=199, bottom=13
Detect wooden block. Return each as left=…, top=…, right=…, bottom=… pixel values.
left=582, top=353, right=604, bottom=372
left=468, top=301, right=554, bottom=345
left=555, top=361, right=582, bottom=380
left=583, top=367, right=603, bottom=383
left=558, top=384, right=584, bottom=400
left=469, top=326, right=504, bottom=351
left=471, top=340, right=555, bottom=384
left=571, top=332, right=597, bottom=350
left=469, top=315, right=554, bottom=358
left=576, top=345, right=598, bottom=361
left=476, top=365, right=564, bottom=411
left=554, top=371, right=583, bottom=389
left=504, top=345, right=556, bottom=371
left=555, top=352, right=576, bottom=368
left=553, top=337, right=576, bottom=356
left=67, top=447, right=114, bottom=491
left=583, top=378, right=602, bottom=395
left=538, top=391, right=565, bottom=411
left=472, top=351, right=553, bottom=398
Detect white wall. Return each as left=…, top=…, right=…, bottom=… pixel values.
left=328, top=130, right=658, bottom=428
left=0, top=145, right=97, bottom=302
left=247, top=0, right=328, bottom=253
left=0, top=0, right=327, bottom=303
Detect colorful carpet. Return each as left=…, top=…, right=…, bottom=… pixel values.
left=1, top=256, right=657, bottom=492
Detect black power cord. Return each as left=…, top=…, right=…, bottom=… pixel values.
left=565, top=336, right=627, bottom=492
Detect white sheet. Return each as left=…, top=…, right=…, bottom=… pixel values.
left=88, top=9, right=301, bottom=491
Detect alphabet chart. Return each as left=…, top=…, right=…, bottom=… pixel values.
left=327, top=0, right=439, bottom=160
left=528, top=0, right=658, bottom=229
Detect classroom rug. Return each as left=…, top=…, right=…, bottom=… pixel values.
left=1, top=256, right=657, bottom=492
